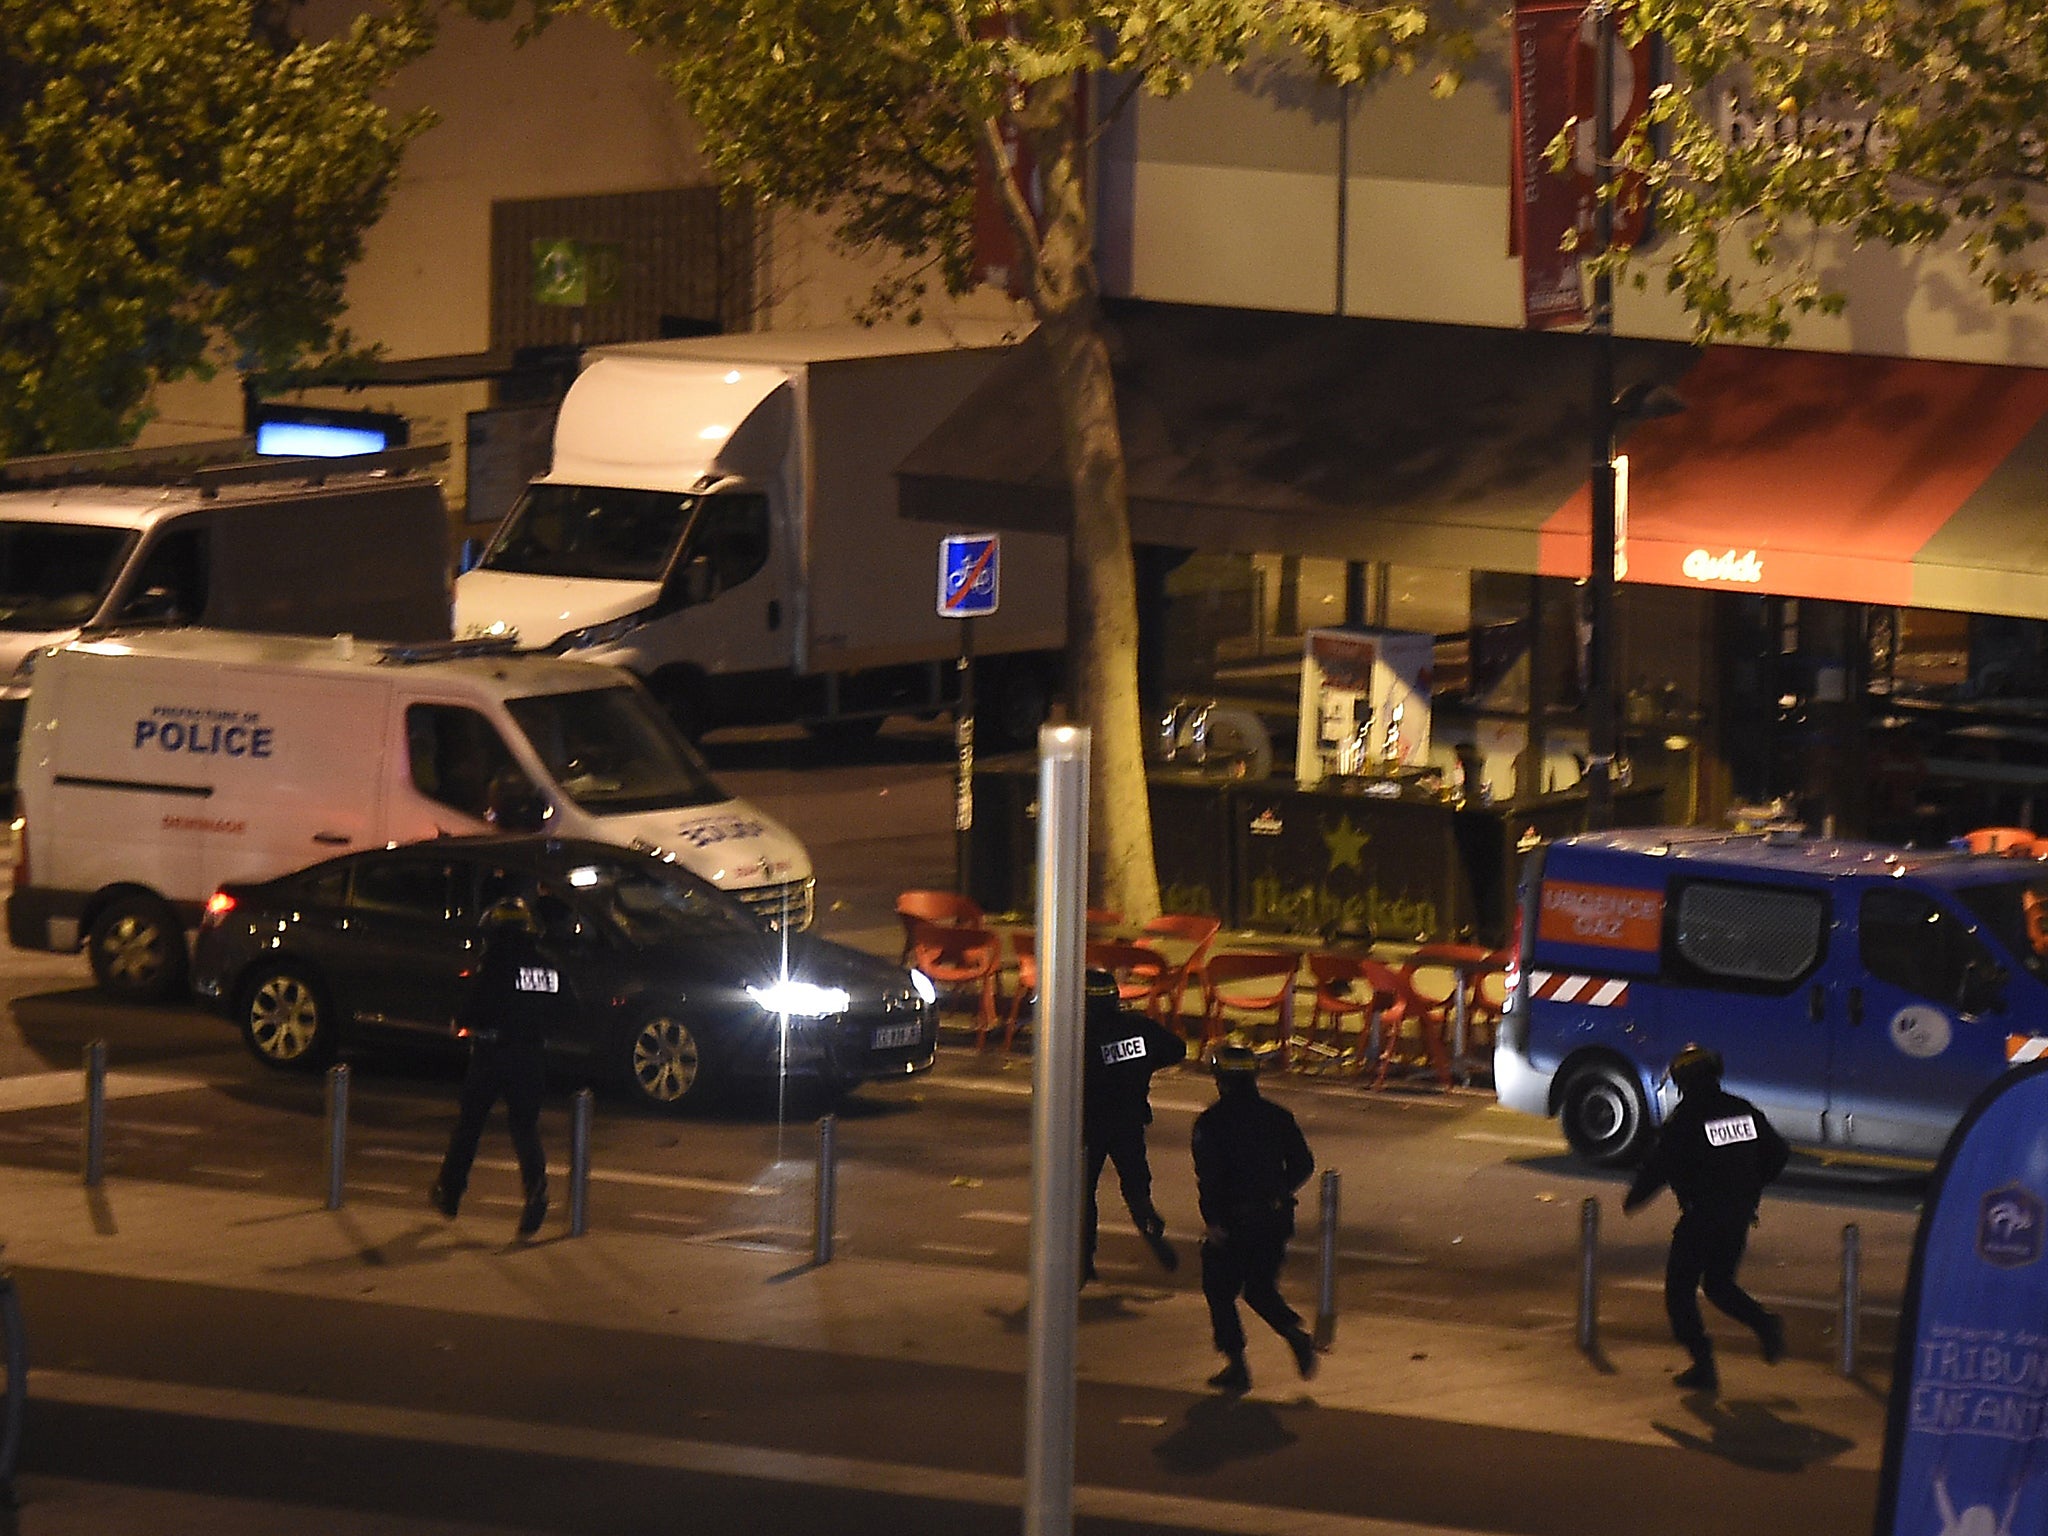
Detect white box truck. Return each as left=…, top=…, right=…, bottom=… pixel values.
left=8, top=631, right=814, bottom=1000
left=452, top=325, right=1067, bottom=744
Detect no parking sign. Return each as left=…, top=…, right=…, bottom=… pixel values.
left=938, top=534, right=1000, bottom=618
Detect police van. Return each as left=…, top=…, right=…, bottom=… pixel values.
left=8, top=631, right=815, bottom=1000
left=1496, top=828, right=2048, bottom=1166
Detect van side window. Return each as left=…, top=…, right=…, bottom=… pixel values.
left=406, top=705, right=533, bottom=822
left=1668, top=879, right=1827, bottom=989
left=697, top=494, right=769, bottom=590
left=351, top=860, right=464, bottom=922
left=120, top=525, right=209, bottom=624
left=1862, top=888, right=1993, bottom=1008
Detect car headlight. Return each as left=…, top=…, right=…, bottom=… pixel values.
left=746, top=979, right=851, bottom=1018
left=909, top=969, right=936, bottom=1006
left=551, top=611, right=650, bottom=653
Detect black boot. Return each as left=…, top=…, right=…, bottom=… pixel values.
left=1674, top=1346, right=1718, bottom=1393
left=1207, top=1355, right=1250, bottom=1394
left=429, top=1181, right=459, bottom=1219
left=1758, top=1312, right=1786, bottom=1364
left=1287, top=1327, right=1320, bottom=1381
left=1139, top=1216, right=1179, bottom=1273
left=518, top=1180, right=548, bottom=1238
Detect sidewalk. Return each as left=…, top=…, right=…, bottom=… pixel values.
left=0, top=1159, right=1891, bottom=1534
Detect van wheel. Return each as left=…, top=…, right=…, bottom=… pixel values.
left=618, top=1012, right=721, bottom=1111
left=87, top=894, right=187, bottom=1003
left=240, top=967, right=336, bottom=1071
left=1561, top=1061, right=1650, bottom=1167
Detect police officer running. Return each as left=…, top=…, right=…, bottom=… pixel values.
left=1192, top=1040, right=1318, bottom=1393
left=1082, top=967, right=1187, bottom=1283
left=1623, top=1044, right=1789, bottom=1392
left=431, top=890, right=569, bottom=1238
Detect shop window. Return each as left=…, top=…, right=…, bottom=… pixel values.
left=1862, top=887, right=1995, bottom=1008
left=351, top=860, right=463, bottom=923
left=1668, top=879, right=1826, bottom=989
left=406, top=705, right=534, bottom=822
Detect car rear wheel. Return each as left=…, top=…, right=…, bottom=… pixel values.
left=619, top=1012, right=719, bottom=1111
left=240, top=967, right=336, bottom=1071
left=88, top=892, right=187, bottom=1003
left=1560, top=1060, right=1650, bottom=1167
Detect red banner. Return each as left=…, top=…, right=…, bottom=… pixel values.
left=1510, top=1, right=1654, bottom=330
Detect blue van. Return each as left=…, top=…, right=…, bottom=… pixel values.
left=1496, top=828, right=2048, bottom=1166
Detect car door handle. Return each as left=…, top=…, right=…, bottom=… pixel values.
left=312, top=832, right=352, bottom=846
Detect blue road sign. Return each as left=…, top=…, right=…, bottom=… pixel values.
left=938, top=534, right=1000, bottom=618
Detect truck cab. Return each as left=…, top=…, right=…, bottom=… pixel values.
left=1497, top=828, right=2048, bottom=1165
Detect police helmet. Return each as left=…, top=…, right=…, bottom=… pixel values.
left=1084, top=967, right=1121, bottom=1022
left=482, top=895, right=540, bottom=936
left=1668, top=1043, right=1724, bottom=1094
left=1209, top=1040, right=1261, bottom=1077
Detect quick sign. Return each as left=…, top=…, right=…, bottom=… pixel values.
left=1536, top=880, right=1664, bottom=951
left=938, top=534, right=1000, bottom=618
left=1681, top=548, right=1765, bottom=585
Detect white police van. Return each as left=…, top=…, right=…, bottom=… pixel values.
left=8, top=631, right=815, bottom=999
left=1496, top=828, right=2048, bottom=1165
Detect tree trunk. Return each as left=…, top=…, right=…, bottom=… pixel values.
left=1025, top=91, right=1161, bottom=923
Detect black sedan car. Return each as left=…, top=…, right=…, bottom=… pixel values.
left=191, top=835, right=938, bottom=1110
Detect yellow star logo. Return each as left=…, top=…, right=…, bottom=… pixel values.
left=1323, top=815, right=1368, bottom=873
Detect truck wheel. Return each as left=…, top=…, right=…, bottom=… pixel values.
left=239, top=966, right=337, bottom=1071
left=87, top=893, right=187, bottom=1003
left=618, top=1012, right=721, bottom=1111
left=1560, top=1061, right=1650, bottom=1167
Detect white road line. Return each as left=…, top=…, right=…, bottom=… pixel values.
left=1455, top=1132, right=1567, bottom=1150
left=961, top=1209, right=1031, bottom=1226
left=31, top=1369, right=1500, bottom=1536
left=1613, top=1277, right=1900, bottom=1318
left=344, top=1181, right=411, bottom=1197
left=189, top=1165, right=265, bottom=1181
left=117, top=1120, right=208, bottom=1137
left=917, top=1242, right=999, bottom=1258
left=629, top=1212, right=705, bottom=1228
left=1337, top=1249, right=1427, bottom=1266
left=360, top=1147, right=774, bottom=1197
left=0, top=1070, right=202, bottom=1113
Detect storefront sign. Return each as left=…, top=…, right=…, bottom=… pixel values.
left=1680, top=548, right=1765, bottom=585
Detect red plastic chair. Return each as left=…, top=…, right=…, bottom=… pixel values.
left=1463, top=949, right=1512, bottom=1063
left=1199, top=950, right=1301, bottom=1063
left=1962, top=826, right=2038, bottom=857
left=1085, top=940, right=1168, bottom=1006
left=1139, top=913, right=1220, bottom=1030
left=1001, top=929, right=1038, bottom=1053
left=1385, top=956, right=1455, bottom=1088
left=1301, top=952, right=1382, bottom=1073
left=907, top=916, right=1002, bottom=1048
left=895, top=889, right=985, bottom=965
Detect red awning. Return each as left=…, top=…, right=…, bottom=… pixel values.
left=1539, top=346, right=2048, bottom=614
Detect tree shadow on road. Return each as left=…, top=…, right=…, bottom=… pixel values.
left=1651, top=1394, right=1858, bottom=1472
left=1151, top=1394, right=1301, bottom=1474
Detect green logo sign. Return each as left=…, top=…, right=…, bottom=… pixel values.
left=530, top=239, right=622, bottom=307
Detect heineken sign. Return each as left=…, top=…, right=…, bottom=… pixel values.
left=531, top=239, right=622, bottom=307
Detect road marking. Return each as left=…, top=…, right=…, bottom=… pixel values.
left=1338, top=1249, right=1426, bottom=1266
left=1614, top=1277, right=1899, bottom=1318
left=118, top=1120, right=208, bottom=1137
left=345, top=1181, right=412, bottom=1197
left=189, top=1165, right=265, bottom=1181
left=30, top=1369, right=1500, bottom=1536
left=918, top=1242, right=999, bottom=1258
left=0, top=1070, right=202, bottom=1114
left=629, top=1212, right=705, bottom=1229
left=1455, top=1132, right=1568, bottom=1151
left=360, top=1147, right=774, bottom=1197
left=961, top=1209, right=1031, bottom=1226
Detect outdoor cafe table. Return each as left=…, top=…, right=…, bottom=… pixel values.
left=1409, top=941, right=1497, bottom=1086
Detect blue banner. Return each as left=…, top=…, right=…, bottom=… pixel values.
left=1877, top=1059, right=2048, bottom=1535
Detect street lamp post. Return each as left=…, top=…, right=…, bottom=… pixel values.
left=1585, top=0, right=1620, bottom=831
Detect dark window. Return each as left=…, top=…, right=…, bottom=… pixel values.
left=696, top=493, right=769, bottom=590
left=120, top=524, right=209, bottom=623
left=0, top=522, right=137, bottom=631
left=302, top=867, right=350, bottom=908
left=1668, top=879, right=1827, bottom=989
left=480, top=484, right=698, bottom=582
left=1862, top=887, right=1995, bottom=1007
left=351, top=860, right=463, bottom=922
left=406, top=705, right=536, bottom=822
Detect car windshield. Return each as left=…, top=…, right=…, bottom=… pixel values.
left=480, top=484, right=700, bottom=582
left=0, top=521, right=136, bottom=631
left=568, top=855, right=759, bottom=944
left=505, top=685, right=727, bottom=814
left=1958, top=876, right=2048, bottom=981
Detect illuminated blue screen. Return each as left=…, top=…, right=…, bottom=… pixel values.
left=255, top=421, right=388, bottom=457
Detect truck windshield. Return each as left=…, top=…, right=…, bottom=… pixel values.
left=505, top=685, right=727, bottom=814
left=0, top=522, right=136, bottom=631
left=1958, top=877, right=2048, bottom=981
left=481, top=484, right=700, bottom=583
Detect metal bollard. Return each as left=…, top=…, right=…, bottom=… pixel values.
left=1840, top=1222, right=1861, bottom=1377
left=1577, top=1197, right=1600, bottom=1355
left=82, top=1040, right=107, bottom=1187
left=569, top=1088, right=594, bottom=1238
left=324, top=1063, right=349, bottom=1211
left=0, top=1251, right=22, bottom=1507
left=1314, top=1169, right=1341, bottom=1349
left=814, top=1114, right=837, bottom=1265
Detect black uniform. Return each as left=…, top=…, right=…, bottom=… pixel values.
left=434, top=922, right=571, bottom=1223
left=1192, top=1074, right=1317, bottom=1377
left=1624, top=1078, right=1789, bottom=1381
left=1082, top=1004, right=1186, bottom=1275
